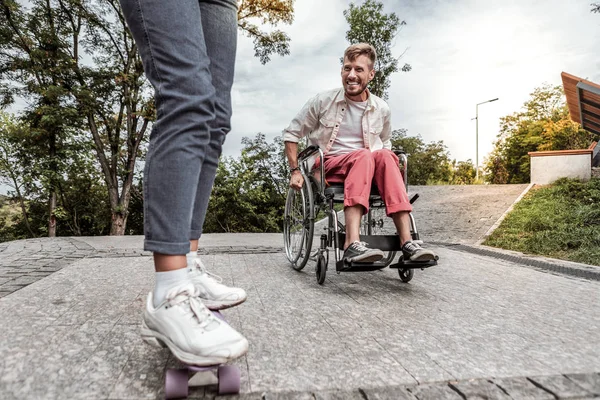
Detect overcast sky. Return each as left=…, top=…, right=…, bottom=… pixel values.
left=229, top=0, right=600, bottom=166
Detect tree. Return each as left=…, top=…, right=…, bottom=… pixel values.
left=204, top=133, right=287, bottom=233
left=592, top=3, right=600, bottom=13
left=1, top=0, right=296, bottom=237
left=343, top=0, right=410, bottom=99
left=0, top=113, right=35, bottom=237
left=391, top=129, right=452, bottom=185
left=450, top=160, right=476, bottom=185
left=0, top=0, right=153, bottom=235
left=237, top=0, right=295, bottom=64
left=483, top=84, right=596, bottom=184
left=0, top=111, right=111, bottom=239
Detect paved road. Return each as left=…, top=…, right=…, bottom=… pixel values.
left=1, top=185, right=599, bottom=399
left=0, top=235, right=599, bottom=399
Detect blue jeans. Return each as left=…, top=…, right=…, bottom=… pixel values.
left=119, top=0, right=238, bottom=254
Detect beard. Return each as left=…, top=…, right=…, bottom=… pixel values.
left=344, top=80, right=368, bottom=98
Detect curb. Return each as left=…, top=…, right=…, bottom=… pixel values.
left=476, top=182, right=535, bottom=246
left=432, top=241, right=600, bottom=282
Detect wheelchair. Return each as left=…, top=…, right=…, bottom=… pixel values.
left=283, top=145, right=438, bottom=285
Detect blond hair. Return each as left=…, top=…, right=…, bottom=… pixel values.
left=343, top=43, right=377, bottom=69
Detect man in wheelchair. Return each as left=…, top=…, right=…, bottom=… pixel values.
left=282, top=43, right=438, bottom=264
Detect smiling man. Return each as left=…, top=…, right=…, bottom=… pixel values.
left=283, top=43, right=438, bottom=263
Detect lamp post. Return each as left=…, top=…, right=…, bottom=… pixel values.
left=474, top=98, right=499, bottom=180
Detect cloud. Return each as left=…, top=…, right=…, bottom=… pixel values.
left=226, top=0, right=600, bottom=167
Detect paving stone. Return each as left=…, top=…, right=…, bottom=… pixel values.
left=450, top=379, right=512, bottom=399
left=565, top=373, right=600, bottom=396
left=528, top=375, right=594, bottom=398
left=491, top=377, right=555, bottom=399
left=260, top=392, right=315, bottom=400
left=10, top=276, right=43, bottom=285
left=314, top=390, right=365, bottom=400
left=362, top=385, right=417, bottom=399
left=405, top=383, right=463, bottom=400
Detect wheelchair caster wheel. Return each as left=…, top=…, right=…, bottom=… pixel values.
left=398, top=268, right=414, bottom=283
left=316, top=254, right=327, bottom=285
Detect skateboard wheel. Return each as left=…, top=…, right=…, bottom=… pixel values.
left=217, top=365, right=241, bottom=394
left=165, top=368, right=188, bottom=399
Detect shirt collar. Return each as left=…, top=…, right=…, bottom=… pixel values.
left=336, top=88, right=377, bottom=110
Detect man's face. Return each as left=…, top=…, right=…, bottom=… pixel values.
left=341, top=54, right=375, bottom=100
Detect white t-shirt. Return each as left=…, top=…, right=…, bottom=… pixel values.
left=328, top=98, right=367, bottom=156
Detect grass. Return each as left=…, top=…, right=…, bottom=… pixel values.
left=484, top=177, right=600, bottom=266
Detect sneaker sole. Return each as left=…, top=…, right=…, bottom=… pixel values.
left=349, top=253, right=385, bottom=263
left=202, top=297, right=247, bottom=311
left=140, top=320, right=249, bottom=366
left=409, top=252, right=439, bottom=262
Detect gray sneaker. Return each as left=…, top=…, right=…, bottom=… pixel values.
left=402, top=241, right=439, bottom=262
left=343, top=241, right=385, bottom=263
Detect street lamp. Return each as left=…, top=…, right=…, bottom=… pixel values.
left=474, top=98, right=499, bottom=180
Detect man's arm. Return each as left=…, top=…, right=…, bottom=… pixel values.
left=283, top=94, right=320, bottom=190
left=285, top=141, right=303, bottom=191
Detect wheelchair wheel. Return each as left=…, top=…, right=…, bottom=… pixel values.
left=315, top=254, right=327, bottom=285
left=362, top=207, right=397, bottom=266
left=398, top=268, right=414, bottom=283
left=283, top=184, right=314, bottom=271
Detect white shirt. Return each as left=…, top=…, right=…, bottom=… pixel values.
left=282, top=87, right=392, bottom=154
left=328, top=99, right=367, bottom=156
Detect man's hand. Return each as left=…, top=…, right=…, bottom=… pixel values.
left=289, top=170, right=304, bottom=191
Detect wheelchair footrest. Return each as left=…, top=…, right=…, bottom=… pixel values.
left=336, top=259, right=389, bottom=272
left=389, top=258, right=438, bottom=270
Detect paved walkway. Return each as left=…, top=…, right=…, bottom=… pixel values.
left=1, top=185, right=599, bottom=399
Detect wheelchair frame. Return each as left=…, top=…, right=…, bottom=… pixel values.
left=283, top=145, right=437, bottom=285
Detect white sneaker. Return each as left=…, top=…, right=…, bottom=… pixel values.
left=141, top=283, right=248, bottom=366
left=189, top=258, right=247, bottom=310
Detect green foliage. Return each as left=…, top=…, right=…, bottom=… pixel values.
left=237, top=0, right=294, bottom=64
left=0, top=0, right=153, bottom=235
left=484, top=84, right=597, bottom=184
left=450, top=160, right=476, bottom=185
left=203, top=133, right=288, bottom=233
left=0, top=111, right=112, bottom=239
left=343, top=0, right=410, bottom=99
left=391, top=129, right=452, bottom=185
left=484, top=177, right=600, bottom=266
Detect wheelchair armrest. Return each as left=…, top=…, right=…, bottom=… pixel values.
left=297, top=145, right=321, bottom=161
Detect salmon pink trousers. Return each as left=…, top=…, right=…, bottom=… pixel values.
left=323, top=149, right=413, bottom=216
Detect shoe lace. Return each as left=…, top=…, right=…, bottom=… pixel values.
left=194, top=259, right=223, bottom=285
left=351, top=241, right=370, bottom=252
left=165, top=283, right=214, bottom=329
left=403, top=241, right=420, bottom=252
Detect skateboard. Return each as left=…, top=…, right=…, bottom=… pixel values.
left=163, top=311, right=242, bottom=399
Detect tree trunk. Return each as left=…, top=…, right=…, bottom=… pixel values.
left=110, top=211, right=127, bottom=235
left=48, top=191, right=57, bottom=237
left=48, top=130, right=57, bottom=238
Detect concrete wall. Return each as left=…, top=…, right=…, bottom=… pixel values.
left=529, top=152, right=591, bottom=184
left=593, top=142, right=600, bottom=167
